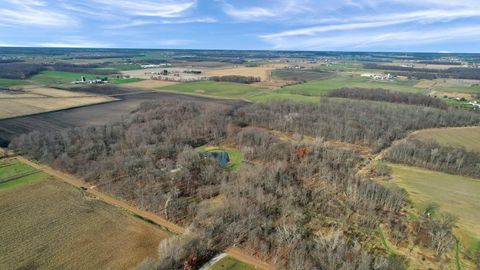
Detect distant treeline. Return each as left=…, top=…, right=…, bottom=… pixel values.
left=418, top=61, right=462, bottom=65
left=209, top=75, right=260, bottom=84
left=236, top=99, right=480, bottom=152
left=0, top=63, right=46, bottom=79
left=364, top=63, right=480, bottom=80
left=327, top=88, right=447, bottom=109
left=51, top=63, right=118, bottom=75
left=0, top=63, right=118, bottom=79
left=384, top=139, right=480, bottom=178
left=65, top=54, right=145, bottom=60
left=273, top=69, right=332, bottom=82
left=0, top=59, right=24, bottom=64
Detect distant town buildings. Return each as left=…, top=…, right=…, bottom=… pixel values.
left=141, top=63, right=171, bottom=69
left=361, top=73, right=393, bottom=80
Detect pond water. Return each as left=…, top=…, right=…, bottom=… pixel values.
left=201, top=151, right=230, bottom=167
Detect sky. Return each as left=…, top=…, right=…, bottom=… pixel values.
left=1, top=0, right=480, bottom=52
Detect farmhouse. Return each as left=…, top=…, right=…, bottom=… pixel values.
left=468, top=101, right=480, bottom=109
left=361, top=73, right=393, bottom=80
left=71, top=77, right=108, bottom=84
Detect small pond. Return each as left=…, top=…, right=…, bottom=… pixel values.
left=201, top=151, right=230, bottom=167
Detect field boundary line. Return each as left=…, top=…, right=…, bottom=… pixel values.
left=13, top=154, right=272, bottom=270
left=15, top=155, right=185, bottom=235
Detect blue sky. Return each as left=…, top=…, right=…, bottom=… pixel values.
left=1, top=0, right=480, bottom=52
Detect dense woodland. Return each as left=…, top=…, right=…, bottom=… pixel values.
left=0, top=63, right=46, bottom=79
left=10, top=101, right=229, bottom=222
left=9, top=99, right=474, bottom=269
left=209, top=75, right=260, bottom=84
left=327, top=88, right=447, bottom=109
left=384, top=139, right=480, bottom=178
left=236, top=99, right=480, bottom=152
left=0, top=63, right=116, bottom=79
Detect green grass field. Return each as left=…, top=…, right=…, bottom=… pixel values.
left=98, top=64, right=143, bottom=71
left=209, top=256, right=256, bottom=270
left=0, top=159, right=49, bottom=190
left=197, top=145, right=243, bottom=170
left=158, top=81, right=263, bottom=98
left=410, top=127, right=480, bottom=152
left=0, top=78, right=30, bottom=88
left=278, top=75, right=420, bottom=96
left=110, top=78, right=144, bottom=84
left=248, top=92, right=320, bottom=103
left=388, top=164, right=480, bottom=256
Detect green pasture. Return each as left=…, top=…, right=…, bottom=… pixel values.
left=158, top=81, right=263, bottom=99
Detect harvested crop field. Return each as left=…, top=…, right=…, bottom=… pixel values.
left=410, top=126, right=480, bottom=152
left=0, top=96, right=116, bottom=120
left=122, top=79, right=178, bottom=89
left=0, top=91, right=248, bottom=147
left=414, top=79, right=437, bottom=89
left=0, top=175, right=167, bottom=269
left=0, top=86, right=116, bottom=119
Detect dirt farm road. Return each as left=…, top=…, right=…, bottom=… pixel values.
left=14, top=155, right=273, bottom=270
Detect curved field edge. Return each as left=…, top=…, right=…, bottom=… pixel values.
left=409, top=126, right=480, bottom=152
left=385, top=163, right=480, bottom=267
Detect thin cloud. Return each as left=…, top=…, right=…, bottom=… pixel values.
left=223, top=5, right=275, bottom=20
left=263, top=8, right=480, bottom=39
left=91, top=0, right=197, bottom=18
left=155, top=39, right=192, bottom=46
left=37, top=36, right=111, bottom=48
left=263, top=26, right=480, bottom=50
left=103, top=20, right=154, bottom=30
left=0, top=1, right=75, bottom=26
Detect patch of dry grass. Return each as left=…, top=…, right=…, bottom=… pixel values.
left=0, top=86, right=116, bottom=119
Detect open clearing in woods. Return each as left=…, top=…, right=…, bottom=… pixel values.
left=387, top=164, right=480, bottom=257
left=0, top=159, right=167, bottom=270
left=409, top=126, right=480, bottom=152
left=209, top=256, right=257, bottom=270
